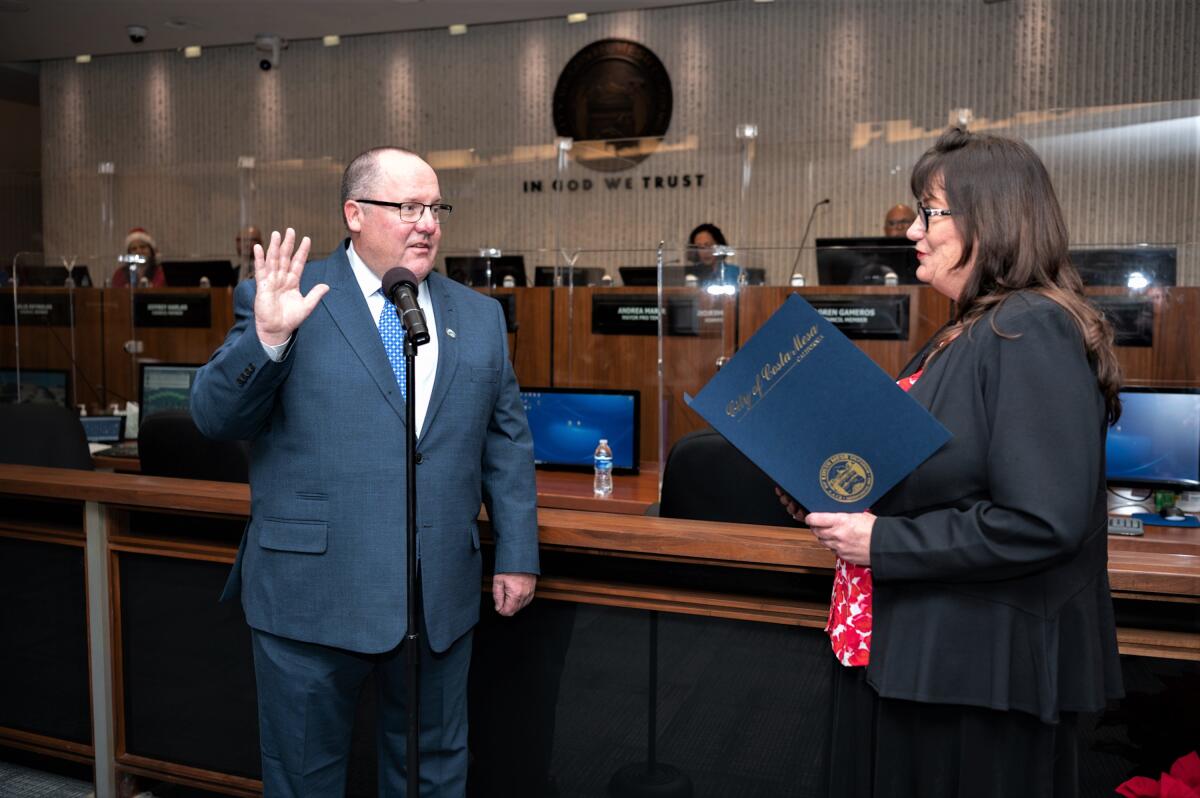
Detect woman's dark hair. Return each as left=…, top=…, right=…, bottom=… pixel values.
left=912, top=126, right=1122, bottom=423
left=687, top=223, right=727, bottom=266
left=688, top=223, right=727, bottom=247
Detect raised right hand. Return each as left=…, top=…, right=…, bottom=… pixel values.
left=254, top=228, right=329, bottom=346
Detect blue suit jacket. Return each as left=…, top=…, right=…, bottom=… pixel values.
left=191, top=242, right=540, bottom=654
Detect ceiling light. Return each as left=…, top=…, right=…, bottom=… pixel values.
left=184, top=45, right=202, bottom=58
left=75, top=54, right=92, bottom=64
left=323, top=34, right=341, bottom=47
left=567, top=12, right=588, bottom=23
left=448, top=24, right=467, bottom=36
left=753, top=0, right=775, bottom=3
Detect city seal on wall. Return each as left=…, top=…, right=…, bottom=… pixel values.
left=819, top=453, right=874, bottom=504
left=552, top=38, right=673, bottom=173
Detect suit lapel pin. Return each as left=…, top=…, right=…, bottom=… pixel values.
left=446, top=328, right=456, bottom=338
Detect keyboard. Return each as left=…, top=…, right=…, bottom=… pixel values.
left=1107, top=516, right=1144, bottom=536
left=94, top=441, right=139, bottom=459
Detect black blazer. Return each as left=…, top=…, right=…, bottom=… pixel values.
left=868, top=292, right=1123, bottom=723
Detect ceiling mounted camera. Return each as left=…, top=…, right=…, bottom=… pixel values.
left=127, top=24, right=147, bottom=44
left=254, top=33, right=286, bottom=71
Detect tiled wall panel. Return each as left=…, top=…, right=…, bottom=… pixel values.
left=39, top=0, right=1200, bottom=283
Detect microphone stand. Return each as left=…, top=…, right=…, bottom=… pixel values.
left=790, top=198, right=831, bottom=276
left=382, top=267, right=431, bottom=796
left=403, top=318, right=425, bottom=797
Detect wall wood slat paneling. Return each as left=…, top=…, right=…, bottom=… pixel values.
left=38, top=0, right=1200, bottom=286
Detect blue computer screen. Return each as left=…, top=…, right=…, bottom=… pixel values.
left=520, top=389, right=639, bottom=471
left=80, top=415, right=124, bottom=443
left=0, top=368, right=69, bottom=407
left=1106, top=389, right=1200, bottom=489
left=140, top=364, right=200, bottom=419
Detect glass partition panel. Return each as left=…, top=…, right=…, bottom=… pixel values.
left=241, top=156, right=342, bottom=262
left=15, top=94, right=1196, bottom=461
left=431, top=137, right=560, bottom=286
left=108, top=157, right=325, bottom=430
left=4, top=252, right=108, bottom=412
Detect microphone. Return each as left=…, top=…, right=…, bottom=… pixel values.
left=791, top=197, right=831, bottom=275
left=381, top=267, right=431, bottom=346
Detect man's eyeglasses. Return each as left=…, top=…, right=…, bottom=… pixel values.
left=917, top=202, right=952, bottom=229
left=355, top=199, right=453, bottom=224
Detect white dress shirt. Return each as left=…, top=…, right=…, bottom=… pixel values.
left=260, top=241, right=440, bottom=436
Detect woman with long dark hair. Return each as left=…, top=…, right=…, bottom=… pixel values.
left=784, top=127, right=1124, bottom=797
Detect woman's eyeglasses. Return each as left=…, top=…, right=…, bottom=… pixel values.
left=916, top=202, right=952, bottom=229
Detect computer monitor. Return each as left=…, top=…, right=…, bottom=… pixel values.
left=160, top=260, right=239, bottom=287
left=533, top=266, right=607, bottom=287
left=15, top=264, right=71, bottom=287
left=1106, top=387, right=1200, bottom=493
left=80, top=415, right=126, bottom=443
left=815, top=237, right=920, bottom=285
left=444, top=256, right=527, bottom=288
left=139, top=363, right=202, bottom=420
left=519, top=387, right=640, bottom=474
left=0, top=367, right=70, bottom=407
left=1069, top=247, right=1176, bottom=288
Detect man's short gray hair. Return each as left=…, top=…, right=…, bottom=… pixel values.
left=340, top=146, right=418, bottom=226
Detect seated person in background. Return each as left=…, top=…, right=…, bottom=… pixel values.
left=883, top=203, right=917, bottom=237
left=112, top=227, right=166, bottom=287
left=235, top=225, right=263, bottom=280
left=687, top=223, right=739, bottom=285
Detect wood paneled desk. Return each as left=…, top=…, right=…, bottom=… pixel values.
left=14, top=285, right=1200, bottom=467
left=90, top=451, right=661, bottom=513
left=0, top=465, right=1196, bottom=797
left=533, top=466, right=660, bottom=515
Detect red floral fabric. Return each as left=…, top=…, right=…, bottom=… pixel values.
left=826, top=368, right=924, bottom=668
left=1117, top=751, right=1200, bottom=798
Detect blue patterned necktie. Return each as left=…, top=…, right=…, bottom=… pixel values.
left=378, top=291, right=407, bottom=398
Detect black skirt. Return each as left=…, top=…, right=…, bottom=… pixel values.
left=827, top=661, right=1081, bottom=798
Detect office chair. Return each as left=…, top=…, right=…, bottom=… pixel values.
left=0, top=404, right=93, bottom=470
left=137, top=410, right=249, bottom=483
left=134, top=410, right=249, bottom=541
left=0, top=403, right=93, bottom=528
left=658, top=427, right=796, bottom=526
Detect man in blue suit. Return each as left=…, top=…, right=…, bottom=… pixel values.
left=191, top=147, right=539, bottom=796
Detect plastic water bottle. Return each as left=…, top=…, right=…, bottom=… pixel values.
left=593, top=439, right=613, bottom=497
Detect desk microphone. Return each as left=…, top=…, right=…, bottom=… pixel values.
left=791, top=198, right=831, bottom=275
left=382, top=267, right=431, bottom=346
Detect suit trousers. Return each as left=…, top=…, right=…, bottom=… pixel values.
left=251, top=624, right=473, bottom=797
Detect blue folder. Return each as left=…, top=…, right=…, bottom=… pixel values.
left=684, top=294, right=951, bottom=513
